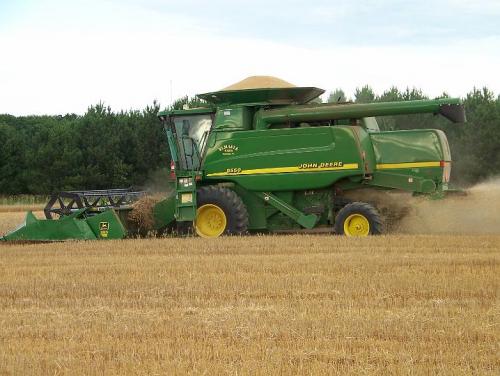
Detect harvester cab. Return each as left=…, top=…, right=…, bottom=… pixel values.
left=163, top=110, right=214, bottom=178
left=161, top=108, right=216, bottom=223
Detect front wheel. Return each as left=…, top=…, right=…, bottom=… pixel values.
left=194, top=186, right=249, bottom=238
left=334, top=202, right=382, bottom=236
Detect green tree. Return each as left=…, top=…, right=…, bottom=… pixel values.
left=328, top=89, right=347, bottom=103
left=354, top=86, right=375, bottom=103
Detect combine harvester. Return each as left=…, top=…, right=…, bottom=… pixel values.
left=1, top=77, right=466, bottom=241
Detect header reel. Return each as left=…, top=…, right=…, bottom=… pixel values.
left=44, top=188, right=146, bottom=219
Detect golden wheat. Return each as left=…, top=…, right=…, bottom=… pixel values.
left=0, top=227, right=498, bottom=375
left=0, top=211, right=39, bottom=236
left=0, top=204, right=45, bottom=214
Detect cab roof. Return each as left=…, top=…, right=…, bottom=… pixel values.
left=197, top=87, right=325, bottom=106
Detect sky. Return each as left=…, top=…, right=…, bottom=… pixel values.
left=0, top=0, right=499, bottom=115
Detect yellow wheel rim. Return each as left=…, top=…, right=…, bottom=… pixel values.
left=343, top=213, right=370, bottom=237
left=195, top=204, right=227, bottom=238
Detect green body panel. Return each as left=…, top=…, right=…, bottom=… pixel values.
left=201, top=125, right=448, bottom=194
left=231, top=184, right=268, bottom=230
left=366, top=129, right=451, bottom=192
left=174, top=173, right=198, bottom=221
left=203, top=126, right=364, bottom=191
left=354, top=126, right=377, bottom=174
left=153, top=193, right=176, bottom=230
left=230, top=188, right=333, bottom=232
left=85, top=210, right=127, bottom=239
left=370, top=129, right=450, bottom=164
left=368, top=171, right=438, bottom=193
left=254, top=191, right=318, bottom=229
left=1, top=209, right=126, bottom=242
left=165, top=128, right=179, bottom=163
left=214, top=106, right=253, bottom=131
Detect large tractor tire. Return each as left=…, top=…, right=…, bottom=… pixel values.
left=334, top=202, right=382, bottom=237
left=194, top=186, right=249, bottom=238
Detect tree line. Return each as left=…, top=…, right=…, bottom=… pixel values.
left=0, top=103, right=169, bottom=194
left=0, top=87, right=499, bottom=195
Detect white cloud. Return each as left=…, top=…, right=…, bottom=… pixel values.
left=446, top=0, right=500, bottom=14
left=0, top=0, right=499, bottom=115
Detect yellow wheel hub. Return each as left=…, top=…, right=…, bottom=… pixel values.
left=343, top=213, right=370, bottom=237
left=195, top=204, right=227, bottom=238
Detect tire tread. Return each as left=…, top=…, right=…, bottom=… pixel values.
left=334, top=201, right=382, bottom=235
left=196, top=186, right=249, bottom=236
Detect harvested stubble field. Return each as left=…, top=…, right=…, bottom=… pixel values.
left=0, top=209, right=499, bottom=375
left=0, top=205, right=45, bottom=214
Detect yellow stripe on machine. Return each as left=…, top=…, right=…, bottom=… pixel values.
left=206, top=163, right=359, bottom=177
left=376, top=161, right=441, bottom=170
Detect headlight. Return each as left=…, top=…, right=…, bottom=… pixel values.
left=178, top=178, right=193, bottom=187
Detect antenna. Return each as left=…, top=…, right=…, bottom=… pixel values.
left=170, top=80, right=173, bottom=105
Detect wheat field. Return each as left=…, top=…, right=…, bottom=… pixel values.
left=0, top=210, right=499, bottom=375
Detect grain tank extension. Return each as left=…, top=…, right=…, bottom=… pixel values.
left=1, top=78, right=466, bottom=241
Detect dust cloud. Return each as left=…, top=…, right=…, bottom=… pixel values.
left=344, top=179, right=500, bottom=234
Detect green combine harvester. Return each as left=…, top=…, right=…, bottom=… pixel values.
left=1, top=77, right=466, bottom=241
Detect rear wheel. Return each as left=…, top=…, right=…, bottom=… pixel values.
left=334, top=202, right=382, bottom=236
left=194, top=186, right=249, bottom=238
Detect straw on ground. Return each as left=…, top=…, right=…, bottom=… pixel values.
left=0, top=228, right=498, bottom=375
